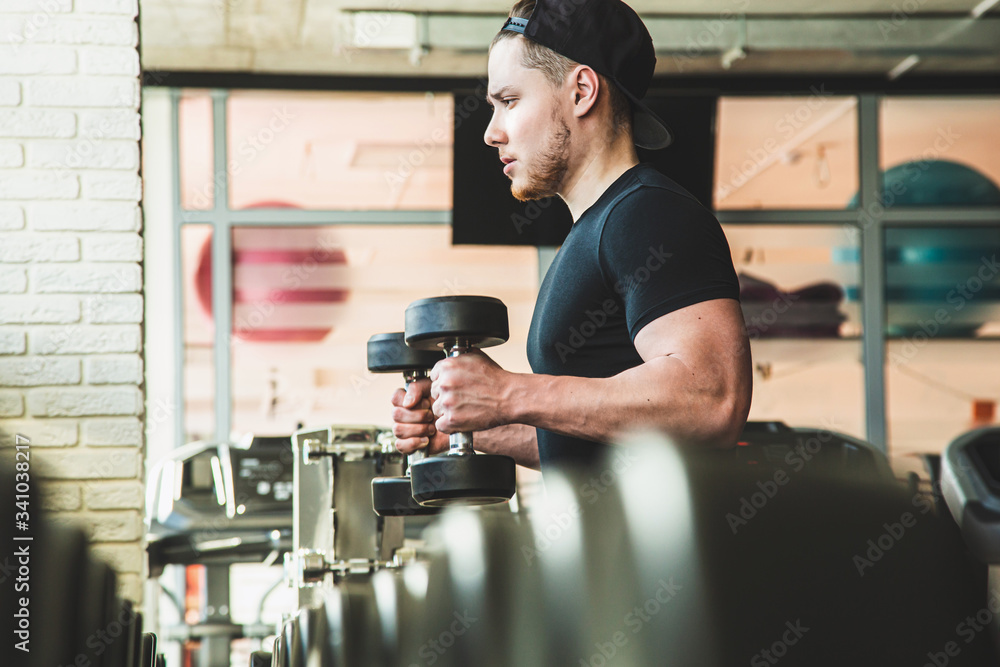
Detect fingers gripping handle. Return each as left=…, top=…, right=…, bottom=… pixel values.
left=445, top=340, right=476, bottom=456
left=403, top=369, right=429, bottom=468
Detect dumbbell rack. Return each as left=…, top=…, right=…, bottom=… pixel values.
left=285, top=426, right=409, bottom=609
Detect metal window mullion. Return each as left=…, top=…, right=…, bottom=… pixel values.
left=858, top=94, right=887, bottom=453
left=715, top=209, right=860, bottom=224
left=183, top=209, right=451, bottom=225
left=170, top=89, right=186, bottom=449
left=717, top=208, right=1000, bottom=225
left=211, top=90, right=232, bottom=443
left=881, top=208, right=1000, bottom=224
left=229, top=210, right=451, bottom=224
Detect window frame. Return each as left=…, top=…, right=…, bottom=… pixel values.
left=158, top=85, right=1000, bottom=455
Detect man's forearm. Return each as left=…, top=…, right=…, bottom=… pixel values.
left=473, top=422, right=540, bottom=470
left=505, top=355, right=749, bottom=448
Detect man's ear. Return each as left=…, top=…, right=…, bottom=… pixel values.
left=569, top=65, right=600, bottom=118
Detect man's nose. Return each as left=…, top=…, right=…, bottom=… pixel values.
left=484, top=110, right=505, bottom=147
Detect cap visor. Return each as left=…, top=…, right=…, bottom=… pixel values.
left=621, top=87, right=673, bottom=150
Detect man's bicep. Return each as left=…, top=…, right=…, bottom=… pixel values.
left=633, top=298, right=748, bottom=368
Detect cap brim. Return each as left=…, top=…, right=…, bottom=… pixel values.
left=620, top=87, right=673, bottom=150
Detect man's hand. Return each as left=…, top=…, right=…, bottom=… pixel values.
left=391, top=378, right=449, bottom=455
left=429, top=350, right=513, bottom=434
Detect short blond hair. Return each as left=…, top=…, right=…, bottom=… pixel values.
left=491, top=0, right=632, bottom=138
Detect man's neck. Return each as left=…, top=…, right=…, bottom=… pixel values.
left=558, top=137, right=640, bottom=221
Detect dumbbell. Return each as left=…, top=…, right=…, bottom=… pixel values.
left=403, top=295, right=516, bottom=506
left=367, top=332, right=445, bottom=516
left=248, top=651, right=272, bottom=667
left=139, top=634, right=156, bottom=667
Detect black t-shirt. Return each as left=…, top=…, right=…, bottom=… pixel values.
left=526, top=163, right=740, bottom=470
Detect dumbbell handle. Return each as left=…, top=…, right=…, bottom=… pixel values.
left=445, top=341, right=476, bottom=456
left=403, top=369, right=431, bottom=468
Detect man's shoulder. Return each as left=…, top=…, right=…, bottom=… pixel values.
left=598, top=165, right=711, bottom=228
left=620, top=164, right=704, bottom=207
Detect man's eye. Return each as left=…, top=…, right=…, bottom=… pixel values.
left=503, top=98, right=516, bottom=107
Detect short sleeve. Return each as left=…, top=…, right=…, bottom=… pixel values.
left=598, top=187, right=740, bottom=341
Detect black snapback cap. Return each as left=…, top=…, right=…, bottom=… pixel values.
left=500, top=0, right=672, bottom=150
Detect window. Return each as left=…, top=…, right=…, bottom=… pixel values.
left=886, top=226, right=1000, bottom=456
left=168, top=89, right=535, bottom=445
left=879, top=97, right=1000, bottom=208
left=715, top=95, right=859, bottom=210
left=179, top=224, right=537, bottom=438
left=181, top=224, right=214, bottom=440
left=179, top=92, right=214, bottom=211
left=724, top=223, right=865, bottom=440
left=226, top=91, right=453, bottom=210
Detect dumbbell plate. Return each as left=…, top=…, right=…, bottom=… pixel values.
left=372, top=475, right=441, bottom=516
left=410, top=454, right=516, bottom=506
left=249, top=651, right=272, bottom=667
left=367, top=332, right=444, bottom=373
left=140, top=633, right=157, bottom=667
left=404, top=296, right=509, bottom=350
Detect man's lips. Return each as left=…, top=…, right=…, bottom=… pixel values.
left=501, top=157, right=516, bottom=175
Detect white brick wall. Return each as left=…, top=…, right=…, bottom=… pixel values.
left=0, top=205, right=26, bottom=229
left=0, top=0, right=144, bottom=604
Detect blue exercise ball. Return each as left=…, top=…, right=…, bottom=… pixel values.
left=847, top=159, right=1000, bottom=208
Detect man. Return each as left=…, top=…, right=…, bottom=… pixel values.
left=392, top=0, right=752, bottom=471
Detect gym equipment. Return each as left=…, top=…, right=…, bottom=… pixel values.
left=396, top=426, right=997, bottom=666
left=403, top=295, right=516, bottom=506
left=417, top=507, right=548, bottom=667
left=731, top=420, right=895, bottom=481
left=140, top=633, right=157, bottom=667
left=288, top=425, right=406, bottom=608
left=367, top=332, right=445, bottom=516
left=145, top=435, right=294, bottom=572
left=0, top=452, right=157, bottom=667
left=248, top=650, right=272, bottom=667
left=941, top=426, right=1000, bottom=654
left=369, top=566, right=429, bottom=666
left=145, top=434, right=294, bottom=667
left=284, top=566, right=429, bottom=667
